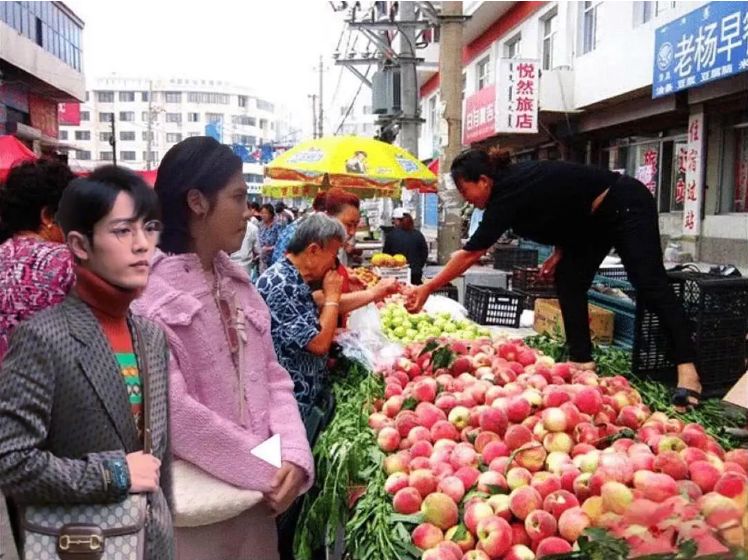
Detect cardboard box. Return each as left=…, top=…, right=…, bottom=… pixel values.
left=533, top=298, right=615, bottom=345
left=723, top=371, right=748, bottom=409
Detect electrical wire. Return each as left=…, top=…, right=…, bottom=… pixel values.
left=335, top=65, right=372, bottom=135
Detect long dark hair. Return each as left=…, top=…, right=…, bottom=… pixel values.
left=0, top=159, right=76, bottom=243
left=450, top=148, right=511, bottom=185
left=155, top=136, right=242, bottom=254
left=56, top=166, right=159, bottom=239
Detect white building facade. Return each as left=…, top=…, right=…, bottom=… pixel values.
left=60, top=76, right=289, bottom=194
left=418, top=1, right=748, bottom=267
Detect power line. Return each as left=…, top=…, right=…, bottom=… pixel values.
left=335, top=65, right=372, bottom=135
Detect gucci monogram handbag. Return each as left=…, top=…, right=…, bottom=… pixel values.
left=19, top=326, right=153, bottom=560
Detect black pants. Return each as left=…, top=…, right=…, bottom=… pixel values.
left=554, top=176, right=695, bottom=365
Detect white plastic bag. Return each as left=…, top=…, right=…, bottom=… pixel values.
left=423, top=294, right=469, bottom=322
left=344, top=304, right=403, bottom=371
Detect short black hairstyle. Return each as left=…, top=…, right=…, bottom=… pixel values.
left=0, top=159, right=76, bottom=242
left=56, top=165, right=159, bottom=238
left=275, top=202, right=286, bottom=212
left=155, top=136, right=243, bottom=254
left=450, top=148, right=511, bottom=185
left=249, top=201, right=261, bottom=212
left=261, top=203, right=276, bottom=218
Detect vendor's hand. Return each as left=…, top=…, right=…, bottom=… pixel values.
left=264, top=461, right=306, bottom=516
left=322, top=270, right=343, bottom=301
left=372, top=277, right=399, bottom=301
left=405, top=284, right=430, bottom=313
left=539, top=248, right=563, bottom=279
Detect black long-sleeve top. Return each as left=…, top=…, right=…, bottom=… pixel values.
left=463, top=160, right=620, bottom=251
left=383, top=228, right=429, bottom=275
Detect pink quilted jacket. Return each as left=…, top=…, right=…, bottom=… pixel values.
left=134, top=251, right=313, bottom=494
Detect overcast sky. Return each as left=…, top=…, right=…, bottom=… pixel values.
left=66, top=0, right=365, bottom=137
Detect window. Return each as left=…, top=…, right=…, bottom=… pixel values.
left=142, top=131, right=154, bottom=141
left=99, top=151, right=113, bottom=161
left=231, top=134, right=254, bottom=145
left=581, top=1, right=600, bottom=54
left=143, top=151, right=158, bottom=162
left=118, top=91, right=135, bottom=102
left=76, top=150, right=91, bottom=160
left=505, top=35, right=521, bottom=59
left=206, top=113, right=223, bottom=124
left=120, top=131, right=135, bottom=141
left=164, top=92, right=182, bottom=103
left=232, top=115, right=256, bottom=126
left=428, top=96, right=437, bottom=133
left=188, top=112, right=200, bottom=122
left=541, top=10, right=558, bottom=70
left=720, top=123, right=748, bottom=213
left=142, top=111, right=150, bottom=121
left=96, top=91, right=114, bottom=103
left=257, top=99, right=274, bottom=112
left=259, top=118, right=268, bottom=130
left=99, top=112, right=114, bottom=122
left=59, top=130, right=68, bottom=140
left=141, top=91, right=150, bottom=102
left=100, top=131, right=112, bottom=142
left=166, top=113, right=182, bottom=123
left=187, top=132, right=201, bottom=138
left=633, top=2, right=654, bottom=25
left=120, top=151, right=136, bottom=161
left=244, top=173, right=264, bottom=183
left=655, top=1, right=676, bottom=16
left=119, top=111, right=135, bottom=122
left=80, top=111, right=89, bottom=121
left=166, top=133, right=182, bottom=143
left=187, top=92, right=230, bottom=104
left=75, top=130, right=90, bottom=140
left=476, top=56, right=491, bottom=90
left=238, top=95, right=248, bottom=108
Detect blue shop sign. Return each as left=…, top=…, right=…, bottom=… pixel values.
left=653, top=1, right=748, bottom=98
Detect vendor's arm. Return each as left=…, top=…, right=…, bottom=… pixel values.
left=311, top=277, right=399, bottom=315
left=306, top=270, right=342, bottom=356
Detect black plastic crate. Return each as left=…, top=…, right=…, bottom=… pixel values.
left=512, top=266, right=556, bottom=293
left=465, top=285, right=523, bottom=327
left=514, top=288, right=555, bottom=311
left=598, top=266, right=629, bottom=282
left=493, top=247, right=538, bottom=271
left=431, top=284, right=459, bottom=301
left=632, top=272, right=748, bottom=398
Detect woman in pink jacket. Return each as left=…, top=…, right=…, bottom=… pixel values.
left=134, top=137, right=313, bottom=560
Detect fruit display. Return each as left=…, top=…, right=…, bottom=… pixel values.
left=350, top=266, right=381, bottom=288
left=367, top=338, right=746, bottom=559
left=381, top=303, right=492, bottom=344
left=372, top=252, right=408, bottom=268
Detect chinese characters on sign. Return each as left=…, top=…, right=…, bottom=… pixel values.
left=682, top=112, right=704, bottom=236
left=653, top=2, right=748, bottom=98
left=463, top=84, right=497, bottom=144
left=496, top=59, right=539, bottom=134
left=675, top=144, right=688, bottom=206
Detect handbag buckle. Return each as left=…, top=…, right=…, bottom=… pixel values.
left=58, top=533, right=104, bottom=551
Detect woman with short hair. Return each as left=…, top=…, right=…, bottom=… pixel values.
left=258, top=203, right=281, bottom=271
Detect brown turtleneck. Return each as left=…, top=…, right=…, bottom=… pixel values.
left=75, top=265, right=144, bottom=438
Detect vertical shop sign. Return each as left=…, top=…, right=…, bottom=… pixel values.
left=675, top=144, right=688, bottom=205
left=682, top=111, right=705, bottom=235
left=496, top=59, right=539, bottom=134
left=29, top=95, right=59, bottom=138
left=463, top=85, right=496, bottom=144
left=58, top=103, right=81, bottom=126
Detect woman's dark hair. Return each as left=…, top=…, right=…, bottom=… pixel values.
left=311, top=192, right=327, bottom=212
left=155, top=136, right=242, bottom=254
left=56, top=165, right=159, bottom=240
left=325, top=187, right=360, bottom=215
left=0, top=159, right=76, bottom=242
left=249, top=201, right=261, bottom=212
left=275, top=202, right=286, bottom=212
left=261, top=203, right=275, bottom=218
left=450, top=148, right=511, bottom=185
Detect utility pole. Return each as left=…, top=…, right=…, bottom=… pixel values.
left=109, top=113, right=117, bottom=167
left=437, top=2, right=464, bottom=264
left=398, top=0, right=421, bottom=227
left=318, top=55, right=324, bottom=138
left=309, top=94, right=318, bottom=138
left=146, top=79, right=153, bottom=170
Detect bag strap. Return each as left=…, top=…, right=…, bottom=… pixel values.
left=133, top=323, right=152, bottom=455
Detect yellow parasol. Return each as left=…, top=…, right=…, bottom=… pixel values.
left=261, top=179, right=399, bottom=200
left=265, top=135, right=436, bottom=193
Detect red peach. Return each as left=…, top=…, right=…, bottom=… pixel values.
left=393, top=486, right=422, bottom=514
left=410, top=469, right=438, bottom=498
left=383, top=450, right=411, bottom=475
left=531, top=472, right=562, bottom=499
left=506, top=397, right=532, bottom=423
left=514, top=443, right=547, bottom=473
left=454, top=466, right=481, bottom=491
left=680, top=446, right=708, bottom=464
left=476, top=515, right=513, bottom=558
left=541, top=407, right=567, bottom=432
left=464, top=500, right=494, bottom=535
left=409, top=426, right=433, bottom=444
left=676, top=479, right=703, bottom=501
left=416, top=402, right=447, bottom=430
left=633, top=470, right=678, bottom=502
left=558, top=506, right=591, bottom=543
left=377, top=426, right=401, bottom=452
left=410, top=457, right=431, bottom=471
left=486, top=494, right=512, bottom=520
left=385, top=472, right=410, bottom=495
left=504, top=424, right=534, bottom=451
left=653, top=451, right=689, bottom=480
left=477, top=471, right=508, bottom=495
left=411, top=440, right=434, bottom=459
left=509, top=486, right=543, bottom=520
left=535, top=536, right=572, bottom=558
left=479, top=407, right=508, bottom=436
left=450, top=443, right=478, bottom=470
left=474, top=432, right=500, bottom=454
left=725, top=449, right=748, bottom=472
left=601, top=481, right=633, bottom=514
left=688, top=460, right=722, bottom=494
left=481, top=441, right=510, bottom=464
left=488, top=456, right=512, bottom=475
left=714, top=471, right=747, bottom=499
left=412, top=522, right=444, bottom=550
left=395, top=411, right=420, bottom=438
left=524, top=509, right=557, bottom=542
left=506, top=467, right=533, bottom=491
left=414, top=378, right=438, bottom=403
left=422, top=492, right=459, bottom=530
left=543, top=489, right=579, bottom=518
left=431, top=420, right=460, bottom=442
left=444, top=525, right=475, bottom=553
left=503, top=544, right=535, bottom=560
left=382, top=395, right=405, bottom=418
left=573, top=387, right=602, bottom=415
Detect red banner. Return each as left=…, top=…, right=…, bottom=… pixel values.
left=58, top=102, right=81, bottom=126
left=463, top=84, right=496, bottom=145
left=29, top=94, right=59, bottom=138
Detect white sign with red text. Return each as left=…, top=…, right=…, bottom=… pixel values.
left=496, top=59, right=539, bottom=134
left=682, top=111, right=704, bottom=236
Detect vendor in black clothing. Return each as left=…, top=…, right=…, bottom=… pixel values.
left=384, top=208, right=429, bottom=284
left=407, top=148, right=702, bottom=409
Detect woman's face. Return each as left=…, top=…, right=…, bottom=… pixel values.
left=306, top=239, right=342, bottom=282
left=456, top=174, right=493, bottom=209
left=72, top=192, right=160, bottom=290
left=205, top=171, right=252, bottom=255
left=333, top=205, right=360, bottom=239
left=260, top=207, right=273, bottom=223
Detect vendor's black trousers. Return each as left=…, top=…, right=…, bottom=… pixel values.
left=555, top=176, right=695, bottom=365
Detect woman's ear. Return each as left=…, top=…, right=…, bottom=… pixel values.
left=67, top=232, right=91, bottom=262
left=186, top=189, right=210, bottom=217
left=39, top=206, right=56, bottom=229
